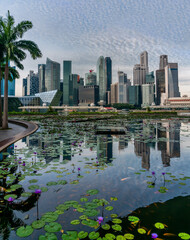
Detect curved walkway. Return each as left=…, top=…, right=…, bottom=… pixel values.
left=0, top=119, right=38, bottom=152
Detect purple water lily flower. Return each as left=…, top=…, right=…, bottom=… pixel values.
left=96, top=161, right=99, bottom=164
left=34, top=152, right=37, bottom=155
left=78, top=168, right=81, bottom=171
left=7, top=197, right=14, bottom=202
left=97, top=216, right=104, bottom=224
left=22, top=162, right=26, bottom=166
left=152, top=171, right=155, bottom=175
left=18, top=161, right=22, bottom=164
left=162, top=172, right=165, bottom=175
left=35, top=189, right=42, bottom=194
left=151, top=233, right=158, bottom=239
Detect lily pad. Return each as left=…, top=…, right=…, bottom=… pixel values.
left=39, top=233, right=58, bottom=240
left=78, top=231, right=88, bottom=239
left=110, top=214, right=118, bottom=218
left=102, top=224, right=110, bottom=230
left=41, top=212, right=59, bottom=222
left=70, top=220, right=80, bottom=225
left=84, top=209, right=99, bottom=217
left=89, top=231, right=100, bottom=239
left=4, top=194, right=17, bottom=200
left=116, top=236, right=125, bottom=240
left=40, top=187, right=48, bottom=192
left=80, top=197, right=88, bottom=202
left=105, top=233, right=115, bottom=239
left=82, top=219, right=98, bottom=227
left=178, top=233, right=190, bottom=240
left=16, top=226, right=34, bottom=237
left=57, top=180, right=67, bottom=185
left=46, top=181, right=58, bottom=186
left=44, top=222, right=62, bottom=233
left=112, top=224, right=122, bottom=231
left=128, top=216, right=139, bottom=222
left=112, top=219, right=122, bottom=224
left=124, top=233, right=134, bottom=239
left=62, top=231, right=78, bottom=240
left=21, top=192, right=32, bottom=197
left=29, top=179, right=38, bottom=183
left=10, top=184, right=22, bottom=190
left=28, top=184, right=40, bottom=190
left=155, top=222, right=165, bottom=229
left=32, top=220, right=45, bottom=229
left=86, top=189, right=99, bottom=195
left=105, top=206, right=113, bottom=211
left=137, top=228, right=146, bottom=234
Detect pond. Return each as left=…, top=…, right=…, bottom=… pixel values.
left=0, top=118, right=190, bottom=240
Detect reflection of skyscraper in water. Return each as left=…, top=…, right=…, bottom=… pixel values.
left=134, top=140, right=150, bottom=170
left=118, top=136, right=128, bottom=150
left=157, top=121, right=180, bottom=167
left=97, top=135, right=113, bottom=163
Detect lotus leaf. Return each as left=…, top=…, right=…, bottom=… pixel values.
left=124, top=233, right=134, bottom=240
left=77, top=207, right=85, bottom=212
left=82, top=219, right=98, bottom=227
left=178, top=233, right=190, bottom=240
left=56, top=204, right=70, bottom=211
left=29, top=179, right=38, bottom=183
left=28, top=184, right=40, bottom=190
left=21, top=192, right=32, bottom=197
left=112, top=224, right=122, bottom=231
left=112, top=219, right=122, bottom=224
left=110, top=214, right=118, bottom=218
left=86, top=189, right=99, bottom=195
left=57, top=180, right=67, bottom=185
left=102, top=224, right=110, bottom=230
left=128, top=216, right=139, bottom=222
left=79, top=215, right=88, bottom=220
left=64, top=201, right=78, bottom=207
left=41, top=212, right=59, bottom=222
left=105, top=233, right=116, bottom=239
left=70, top=220, right=80, bottom=225
left=105, top=206, right=113, bottom=211
left=137, top=228, right=146, bottom=234
left=44, top=222, right=62, bottom=232
left=62, top=231, right=78, bottom=240
left=46, top=181, right=58, bottom=186
left=40, top=187, right=48, bottom=192
left=116, top=236, right=125, bottom=240
left=10, top=184, right=22, bottom=190
left=84, top=209, right=99, bottom=217
left=39, top=233, right=57, bottom=240
left=16, top=226, right=34, bottom=237
left=89, top=231, right=100, bottom=239
left=32, top=220, right=45, bottom=229
left=155, top=222, right=165, bottom=229
left=80, top=197, right=88, bottom=202
left=110, top=197, right=118, bottom=201
left=4, top=194, right=17, bottom=200
left=84, top=202, right=98, bottom=209
left=78, top=231, right=88, bottom=239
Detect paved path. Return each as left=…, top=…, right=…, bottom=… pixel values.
left=0, top=120, right=38, bottom=152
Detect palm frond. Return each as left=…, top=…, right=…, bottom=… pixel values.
left=13, top=21, right=33, bottom=38
left=15, top=40, right=42, bottom=59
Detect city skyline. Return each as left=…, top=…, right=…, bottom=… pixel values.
left=0, top=0, right=190, bottom=96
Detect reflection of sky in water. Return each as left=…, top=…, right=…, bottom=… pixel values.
left=2, top=119, right=190, bottom=239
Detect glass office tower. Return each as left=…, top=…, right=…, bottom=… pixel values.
left=97, top=56, right=106, bottom=102
left=63, top=61, right=72, bottom=105
left=45, top=58, right=60, bottom=92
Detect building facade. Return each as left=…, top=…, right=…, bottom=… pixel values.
left=45, top=58, right=60, bottom=92
left=128, top=85, right=142, bottom=106
left=85, top=71, right=96, bottom=86
left=159, top=55, right=168, bottom=70
left=63, top=61, right=72, bottom=105
left=156, top=69, right=165, bottom=105
left=141, top=84, right=155, bottom=107
left=133, top=64, right=146, bottom=85
left=26, top=70, right=39, bottom=96
left=111, top=82, right=118, bottom=104
left=38, top=64, right=46, bottom=92
left=140, top=51, right=149, bottom=73
left=105, top=57, right=112, bottom=91
left=22, top=78, right=27, bottom=96
left=97, top=56, right=106, bottom=102
left=78, top=85, right=99, bottom=106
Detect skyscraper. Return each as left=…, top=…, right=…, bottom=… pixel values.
left=118, top=71, right=131, bottom=103
left=70, top=74, right=83, bottom=106
left=85, top=70, right=96, bottom=86
left=45, top=58, right=60, bottom=92
left=159, top=55, right=168, bottom=70
left=38, top=64, right=46, bottom=92
left=140, top=51, right=148, bottom=73
left=105, top=57, right=112, bottom=91
left=133, top=64, right=146, bottom=85
left=26, top=70, right=39, bottom=96
left=22, top=78, right=27, bottom=96
left=63, top=61, right=72, bottom=105
left=165, top=63, right=180, bottom=98
left=97, top=56, right=106, bottom=102
left=156, top=69, right=165, bottom=105
left=111, top=83, right=118, bottom=104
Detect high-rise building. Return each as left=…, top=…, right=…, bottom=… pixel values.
left=156, top=69, right=165, bottom=105
left=128, top=85, right=142, bottom=106
left=78, top=85, right=99, bottom=106
left=133, top=64, right=146, bottom=85
left=140, top=51, right=148, bottom=73
left=105, top=57, right=112, bottom=91
left=63, top=61, right=72, bottom=105
left=22, top=78, right=27, bottom=96
left=97, top=56, right=106, bottom=102
left=141, top=84, right=155, bottom=107
left=146, top=71, right=155, bottom=84
left=118, top=71, right=131, bottom=103
left=26, top=70, right=39, bottom=96
left=70, top=74, right=83, bottom=106
left=159, top=55, right=168, bottom=70
left=38, top=64, right=46, bottom=92
left=85, top=70, right=96, bottom=86
left=45, top=58, right=60, bottom=92
left=165, top=63, right=180, bottom=99
left=111, top=82, right=118, bottom=104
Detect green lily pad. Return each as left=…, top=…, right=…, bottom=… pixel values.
left=21, top=192, right=32, bottom=197
left=78, top=231, right=88, bottom=239
left=44, top=222, right=62, bottom=233
left=178, top=233, right=190, bottom=240
left=41, top=212, right=59, bottom=222
left=84, top=209, right=99, bottom=217
left=155, top=222, right=165, bottom=229
left=46, top=181, right=58, bottom=186
left=137, top=228, right=146, bottom=234
left=110, top=197, right=118, bottom=201
left=64, top=201, right=78, bottom=207
left=39, top=233, right=58, bottom=240
left=32, top=220, right=45, bottom=229
left=89, top=231, right=100, bottom=239
left=128, top=216, right=139, bottom=222
left=29, top=179, right=38, bottom=183
left=28, top=184, right=40, bottom=190
left=4, top=194, right=17, bottom=200
left=84, top=202, right=98, bottom=209
left=70, top=220, right=80, bottom=225
left=70, top=180, right=79, bottom=184
left=40, top=187, right=48, bottom=192
left=86, top=189, right=99, bottom=195
left=10, top=184, right=22, bottom=190
left=57, top=180, right=67, bottom=185
left=112, top=224, right=122, bottom=231
left=116, top=236, right=125, bottom=240
left=102, top=224, right=110, bottom=230
left=16, top=226, right=34, bottom=237
left=110, top=214, right=118, bottom=218
left=82, top=219, right=98, bottom=227
left=62, top=231, right=78, bottom=240
left=112, top=219, right=122, bottom=224
left=105, top=206, right=113, bottom=211
left=105, top=233, right=115, bottom=239
left=56, top=204, right=70, bottom=211
left=80, top=197, right=88, bottom=202
left=124, top=233, right=134, bottom=239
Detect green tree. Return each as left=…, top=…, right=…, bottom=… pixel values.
left=0, top=11, right=42, bottom=129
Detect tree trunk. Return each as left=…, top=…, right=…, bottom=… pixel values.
left=2, top=61, right=8, bottom=129
left=0, top=66, right=2, bottom=127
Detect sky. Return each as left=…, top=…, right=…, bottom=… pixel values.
left=0, top=0, right=190, bottom=96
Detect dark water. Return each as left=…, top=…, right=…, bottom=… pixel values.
left=0, top=118, right=190, bottom=239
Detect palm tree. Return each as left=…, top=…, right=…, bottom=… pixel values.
left=0, top=11, right=42, bottom=129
